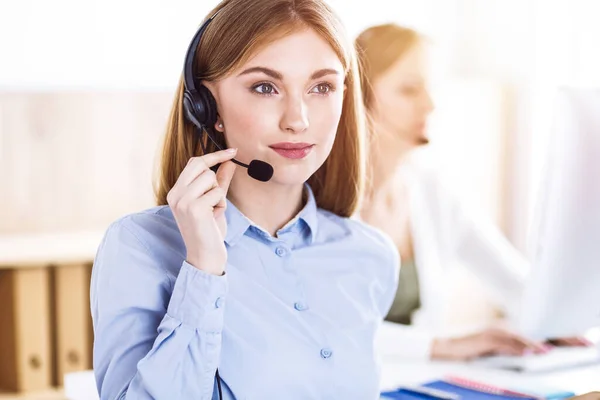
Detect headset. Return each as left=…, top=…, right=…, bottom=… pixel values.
left=182, top=11, right=274, bottom=183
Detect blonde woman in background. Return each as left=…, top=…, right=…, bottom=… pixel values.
left=355, top=23, right=590, bottom=361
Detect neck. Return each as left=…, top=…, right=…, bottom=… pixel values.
left=227, top=172, right=306, bottom=237
left=366, top=121, right=416, bottom=199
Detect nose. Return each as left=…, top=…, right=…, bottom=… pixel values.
left=280, top=96, right=309, bottom=133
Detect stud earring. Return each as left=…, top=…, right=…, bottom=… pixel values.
left=218, top=123, right=223, bottom=129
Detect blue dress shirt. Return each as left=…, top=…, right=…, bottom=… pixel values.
left=91, top=184, right=399, bottom=399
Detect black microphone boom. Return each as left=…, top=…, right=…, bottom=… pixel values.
left=202, top=127, right=274, bottom=182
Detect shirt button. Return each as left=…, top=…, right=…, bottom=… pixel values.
left=320, top=348, right=333, bottom=359
left=215, top=297, right=224, bottom=309
left=294, top=302, right=308, bottom=311
left=275, top=246, right=287, bottom=257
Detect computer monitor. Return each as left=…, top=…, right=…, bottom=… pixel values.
left=518, top=87, right=600, bottom=340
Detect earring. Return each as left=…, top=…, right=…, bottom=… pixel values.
left=218, top=123, right=223, bottom=129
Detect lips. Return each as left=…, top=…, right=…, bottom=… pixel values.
left=269, top=142, right=314, bottom=160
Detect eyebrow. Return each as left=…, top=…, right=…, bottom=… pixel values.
left=237, top=67, right=341, bottom=80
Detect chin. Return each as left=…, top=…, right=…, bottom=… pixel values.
left=411, top=127, right=430, bottom=146
left=268, top=163, right=317, bottom=187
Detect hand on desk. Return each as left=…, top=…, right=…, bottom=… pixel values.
left=430, top=328, right=594, bottom=361
left=569, top=392, right=600, bottom=400
left=431, top=327, right=549, bottom=361
left=546, top=337, right=593, bottom=347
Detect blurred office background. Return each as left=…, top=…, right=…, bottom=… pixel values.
left=0, top=0, right=599, bottom=398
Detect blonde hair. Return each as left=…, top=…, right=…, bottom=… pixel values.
left=155, top=0, right=366, bottom=218
left=355, top=24, right=421, bottom=112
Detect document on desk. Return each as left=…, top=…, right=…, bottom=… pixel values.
left=381, top=377, right=575, bottom=400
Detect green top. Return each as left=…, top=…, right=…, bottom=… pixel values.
left=385, top=258, right=421, bottom=325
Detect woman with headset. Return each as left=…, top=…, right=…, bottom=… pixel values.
left=355, top=23, right=591, bottom=361
left=90, top=0, right=398, bottom=399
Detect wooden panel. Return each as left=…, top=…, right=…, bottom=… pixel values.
left=0, top=271, right=18, bottom=391
left=0, top=91, right=173, bottom=235
left=0, top=389, right=66, bottom=400
left=0, top=269, right=52, bottom=392
left=51, top=264, right=93, bottom=386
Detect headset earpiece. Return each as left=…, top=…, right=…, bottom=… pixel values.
left=183, top=86, right=217, bottom=130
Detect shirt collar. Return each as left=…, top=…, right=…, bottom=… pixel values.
left=298, top=183, right=318, bottom=243
left=224, top=183, right=319, bottom=247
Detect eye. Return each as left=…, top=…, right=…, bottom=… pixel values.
left=398, top=85, right=419, bottom=96
left=311, top=83, right=334, bottom=95
left=252, top=82, right=278, bottom=96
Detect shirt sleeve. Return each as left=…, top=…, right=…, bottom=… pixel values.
left=90, top=218, right=228, bottom=400
left=449, top=191, right=529, bottom=322
left=376, top=321, right=435, bottom=360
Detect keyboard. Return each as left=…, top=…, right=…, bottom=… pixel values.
left=471, top=346, right=600, bottom=372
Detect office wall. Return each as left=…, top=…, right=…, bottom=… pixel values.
left=0, top=92, right=172, bottom=234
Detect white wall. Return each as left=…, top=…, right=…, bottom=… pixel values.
left=0, top=0, right=212, bottom=89
left=0, top=0, right=457, bottom=89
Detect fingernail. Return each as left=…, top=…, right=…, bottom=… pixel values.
left=226, top=148, right=237, bottom=153
left=542, top=344, right=553, bottom=352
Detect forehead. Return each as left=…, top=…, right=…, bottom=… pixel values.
left=385, top=44, right=427, bottom=79
left=236, top=28, right=344, bottom=78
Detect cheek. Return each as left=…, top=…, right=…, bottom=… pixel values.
left=218, top=95, right=276, bottom=148
left=382, top=92, right=416, bottom=124
left=308, top=95, right=344, bottom=144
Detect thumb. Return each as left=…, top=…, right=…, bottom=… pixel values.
left=216, top=159, right=237, bottom=194
left=213, top=159, right=237, bottom=216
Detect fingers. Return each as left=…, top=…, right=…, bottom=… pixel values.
left=168, top=149, right=237, bottom=205
left=197, top=185, right=226, bottom=209
left=216, top=159, right=237, bottom=195
left=178, top=149, right=237, bottom=186
left=176, top=169, right=218, bottom=210
left=548, top=337, right=593, bottom=347
left=214, top=160, right=238, bottom=215
left=569, top=392, right=600, bottom=400
left=483, top=328, right=546, bottom=356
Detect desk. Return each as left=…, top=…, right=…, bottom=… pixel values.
left=47, top=360, right=600, bottom=400
left=381, top=356, right=600, bottom=394
left=5, top=360, right=597, bottom=400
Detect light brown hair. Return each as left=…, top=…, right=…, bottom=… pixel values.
left=355, top=23, right=421, bottom=112
left=155, top=0, right=367, bottom=217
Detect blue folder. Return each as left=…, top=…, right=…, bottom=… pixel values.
left=381, top=380, right=575, bottom=400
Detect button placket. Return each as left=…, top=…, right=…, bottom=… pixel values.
left=293, top=302, right=308, bottom=311
left=275, top=246, right=286, bottom=257
left=320, top=348, right=333, bottom=359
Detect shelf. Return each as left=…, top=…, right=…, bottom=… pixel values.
left=0, top=231, right=104, bottom=269
left=0, top=389, right=66, bottom=400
